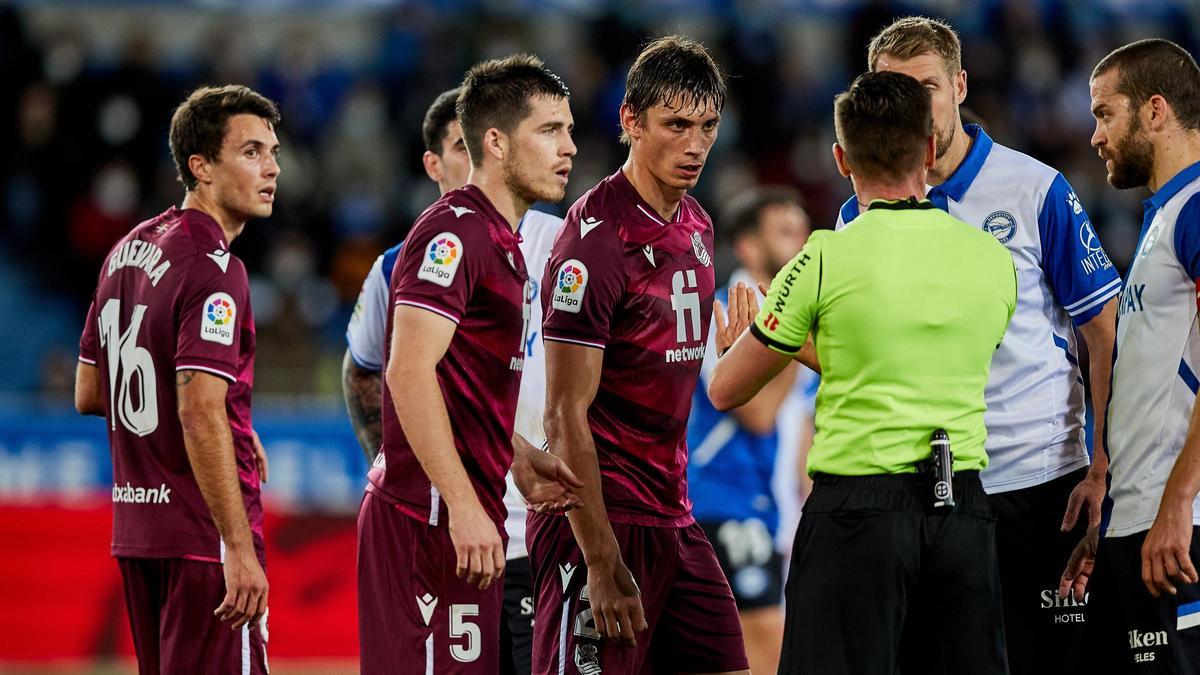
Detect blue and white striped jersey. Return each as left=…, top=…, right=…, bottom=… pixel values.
left=837, top=125, right=1122, bottom=493
left=345, top=208, right=563, bottom=557
left=1104, top=161, right=1200, bottom=538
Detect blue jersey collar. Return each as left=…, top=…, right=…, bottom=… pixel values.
left=933, top=124, right=993, bottom=203
left=1147, top=160, right=1200, bottom=211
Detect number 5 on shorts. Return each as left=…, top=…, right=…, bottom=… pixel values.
left=450, top=604, right=480, bottom=662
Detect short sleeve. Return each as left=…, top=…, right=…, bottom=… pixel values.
left=79, top=292, right=99, bottom=365
left=175, top=259, right=250, bottom=383
left=1039, top=174, right=1122, bottom=326
left=346, top=252, right=391, bottom=371
left=392, top=215, right=488, bottom=325
left=1173, top=193, right=1200, bottom=283
left=540, top=218, right=626, bottom=350
left=750, top=234, right=826, bottom=355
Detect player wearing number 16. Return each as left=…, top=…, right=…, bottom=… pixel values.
left=74, top=85, right=280, bottom=673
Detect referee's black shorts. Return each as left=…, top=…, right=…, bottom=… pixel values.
left=779, top=471, right=1008, bottom=675
left=1079, top=527, right=1200, bottom=674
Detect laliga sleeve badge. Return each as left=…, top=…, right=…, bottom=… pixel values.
left=418, top=232, right=464, bottom=287
left=551, top=259, right=588, bottom=313
left=201, top=292, right=236, bottom=345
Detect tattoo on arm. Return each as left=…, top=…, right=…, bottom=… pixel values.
left=177, top=371, right=196, bottom=386
left=342, top=351, right=383, bottom=464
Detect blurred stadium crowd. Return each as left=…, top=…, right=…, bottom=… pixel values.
left=0, top=0, right=1197, bottom=396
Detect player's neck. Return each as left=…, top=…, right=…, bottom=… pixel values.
left=468, top=169, right=526, bottom=233
left=622, top=156, right=684, bottom=223
left=928, top=122, right=974, bottom=187
left=1149, top=132, right=1200, bottom=193
left=180, top=191, right=245, bottom=245
left=853, top=173, right=929, bottom=207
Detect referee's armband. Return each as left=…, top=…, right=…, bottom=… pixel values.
left=751, top=235, right=825, bottom=355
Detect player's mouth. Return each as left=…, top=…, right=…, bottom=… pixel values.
left=554, top=164, right=572, bottom=186
left=677, top=163, right=703, bottom=179
left=258, top=185, right=276, bottom=203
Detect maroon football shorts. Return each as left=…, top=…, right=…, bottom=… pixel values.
left=117, top=557, right=268, bottom=675
left=527, top=513, right=748, bottom=674
left=357, top=491, right=505, bottom=674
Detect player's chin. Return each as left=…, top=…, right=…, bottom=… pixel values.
left=533, top=183, right=568, bottom=204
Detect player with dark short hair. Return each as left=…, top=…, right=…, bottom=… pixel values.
left=356, top=54, right=583, bottom=673
left=710, top=70, right=1016, bottom=674
left=1062, top=38, right=1200, bottom=673
left=530, top=36, right=750, bottom=674
left=75, top=84, right=280, bottom=674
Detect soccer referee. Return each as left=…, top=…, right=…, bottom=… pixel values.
left=709, top=71, right=1017, bottom=674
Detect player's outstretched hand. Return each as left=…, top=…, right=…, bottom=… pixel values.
left=251, top=428, right=269, bottom=484
left=1141, top=502, right=1200, bottom=597
left=714, top=282, right=759, bottom=356
left=1059, top=528, right=1097, bottom=603
left=215, top=546, right=269, bottom=630
left=448, top=502, right=506, bottom=590
left=587, top=556, right=648, bottom=647
left=512, top=434, right=585, bottom=513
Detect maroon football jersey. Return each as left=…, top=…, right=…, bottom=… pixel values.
left=368, top=185, right=530, bottom=529
left=542, top=169, right=715, bottom=527
left=78, top=207, right=262, bottom=563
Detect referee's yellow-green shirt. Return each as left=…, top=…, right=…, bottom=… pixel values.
left=750, top=198, right=1016, bottom=476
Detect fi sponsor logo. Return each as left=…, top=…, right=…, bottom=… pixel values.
left=552, top=259, right=588, bottom=313
left=201, top=292, right=236, bottom=345
left=418, top=232, right=463, bottom=287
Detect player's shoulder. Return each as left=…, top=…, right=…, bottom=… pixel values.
left=982, top=140, right=1060, bottom=193
left=682, top=193, right=714, bottom=230
left=407, top=187, right=497, bottom=247
left=556, top=179, right=633, bottom=253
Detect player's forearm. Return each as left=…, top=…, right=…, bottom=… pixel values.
left=341, top=350, right=383, bottom=464
left=177, top=373, right=255, bottom=552
left=1080, top=300, right=1117, bottom=477
left=1161, top=397, right=1200, bottom=511
left=74, top=362, right=104, bottom=416
left=730, top=362, right=798, bottom=434
left=793, top=337, right=820, bottom=373
left=546, top=403, right=619, bottom=564
left=389, top=361, right=482, bottom=512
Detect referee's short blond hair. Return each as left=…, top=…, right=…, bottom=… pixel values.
left=868, top=16, right=962, bottom=79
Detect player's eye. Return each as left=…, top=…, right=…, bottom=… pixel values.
left=245, top=148, right=258, bottom=158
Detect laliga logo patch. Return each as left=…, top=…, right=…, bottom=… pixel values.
left=201, top=292, right=236, bottom=345
left=983, top=211, right=1016, bottom=244
left=418, top=232, right=464, bottom=287
left=692, top=231, right=711, bottom=267
left=552, top=259, right=588, bottom=313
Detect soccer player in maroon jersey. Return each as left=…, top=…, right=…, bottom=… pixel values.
left=531, top=36, right=751, bottom=674
left=74, top=85, right=279, bottom=674
left=357, top=55, right=584, bottom=673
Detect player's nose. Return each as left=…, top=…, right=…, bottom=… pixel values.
left=1090, top=124, right=1105, bottom=149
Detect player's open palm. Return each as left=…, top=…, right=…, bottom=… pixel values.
left=588, top=557, right=648, bottom=647
left=448, top=503, right=506, bottom=590
left=215, top=548, right=268, bottom=630
left=714, top=282, right=759, bottom=356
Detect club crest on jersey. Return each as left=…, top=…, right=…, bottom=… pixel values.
left=983, top=211, right=1016, bottom=244
left=201, top=292, right=236, bottom=345
left=552, top=259, right=588, bottom=313
left=418, top=232, right=463, bottom=287
left=692, top=231, right=711, bottom=267
left=1140, top=223, right=1161, bottom=259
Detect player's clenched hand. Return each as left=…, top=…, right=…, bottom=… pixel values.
left=1059, top=528, right=1097, bottom=603
left=251, top=428, right=269, bottom=484
left=587, top=557, right=648, bottom=647
left=1142, top=501, right=1200, bottom=597
left=512, top=434, right=585, bottom=513
left=448, top=502, right=506, bottom=590
left=713, top=282, right=759, bottom=356
left=215, top=546, right=268, bottom=630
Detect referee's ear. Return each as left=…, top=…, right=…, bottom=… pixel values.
left=832, top=143, right=852, bottom=178
left=923, top=134, right=936, bottom=170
